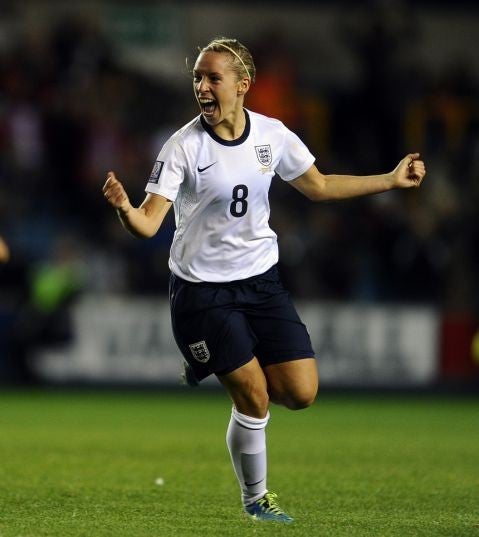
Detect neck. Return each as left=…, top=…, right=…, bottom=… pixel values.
left=213, top=108, right=246, bottom=141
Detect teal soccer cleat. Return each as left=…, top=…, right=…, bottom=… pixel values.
left=180, top=362, right=199, bottom=387
left=244, top=492, right=294, bottom=523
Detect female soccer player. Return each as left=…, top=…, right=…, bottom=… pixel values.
left=102, top=37, right=426, bottom=523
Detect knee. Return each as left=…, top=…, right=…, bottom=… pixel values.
left=285, top=388, right=318, bottom=410
left=244, top=391, right=270, bottom=417
left=271, top=383, right=319, bottom=410
left=264, top=358, right=319, bottom=411
left=233, top=383, right=270, bottom=418
left=217, top=359, right=270, bottom=418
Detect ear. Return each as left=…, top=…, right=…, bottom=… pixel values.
left=237, top=77, right=251, bottom=96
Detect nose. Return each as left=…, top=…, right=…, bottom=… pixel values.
left=196, top=76, right=209, bottom=93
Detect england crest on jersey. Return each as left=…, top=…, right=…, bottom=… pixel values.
left=189, top=340, right=210, bottom=363
left=255, top=145, right=272, bottom=166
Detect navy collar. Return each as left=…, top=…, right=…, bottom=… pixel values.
left=200, top=109, right=250, bottom=146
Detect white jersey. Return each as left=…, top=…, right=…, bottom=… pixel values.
left=145, top=109, right=315, bottom=283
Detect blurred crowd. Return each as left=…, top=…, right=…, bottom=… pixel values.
left=0, top=4, right=478, bottom=320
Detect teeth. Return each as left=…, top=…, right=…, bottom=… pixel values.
left=199, top=98, right=215, bottom=104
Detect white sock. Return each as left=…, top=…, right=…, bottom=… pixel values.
left=226, top=407, right=269, bottom=506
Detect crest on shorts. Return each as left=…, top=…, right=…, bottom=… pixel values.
left=189, top=340, right=210, bottom=363
left=148, top=160, right=164, bottom=183
left=255, top=145, right=272, bottom=166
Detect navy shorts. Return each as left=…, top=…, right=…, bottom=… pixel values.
left=169, top=264, right=315, bottom=382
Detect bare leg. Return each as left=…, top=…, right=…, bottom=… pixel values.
left=264, top=358, right=319, bottom=409
left=217, top=357, right=269, bottom=418
left=216, top=357, right=318, bottom=508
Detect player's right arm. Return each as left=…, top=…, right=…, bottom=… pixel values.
left=102, top=171, right=172, bottom=238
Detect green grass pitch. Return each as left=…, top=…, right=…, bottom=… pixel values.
left=0, top=389, right=477, bottom=536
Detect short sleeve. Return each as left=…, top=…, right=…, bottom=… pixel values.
left=275, top=127, right=315, bottom=182
left=145, top=136, right=186, bottom=201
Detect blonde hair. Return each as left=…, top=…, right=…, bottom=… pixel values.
left=198, top=37, right=256, bottom=83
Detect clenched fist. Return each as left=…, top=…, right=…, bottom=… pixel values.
left=102, top=171, right=131, bottom=214
left=0, top=236, right=9, bottom=263
left=391, top=153, right=426, bottom=189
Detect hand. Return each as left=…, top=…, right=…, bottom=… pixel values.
left=0, top=236, right=10, bottom=263
left=391, top=153, right=426, bottom=189
left=102, top=171, right=131, bottom=214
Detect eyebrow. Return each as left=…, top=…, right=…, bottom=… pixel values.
left=193, top=70, right=223, bottom=77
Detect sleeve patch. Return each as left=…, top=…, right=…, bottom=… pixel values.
left=148, top=160, right=164, bottom=183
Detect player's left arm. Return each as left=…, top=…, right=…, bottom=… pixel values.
left=289, top=153, right=426, bottom=202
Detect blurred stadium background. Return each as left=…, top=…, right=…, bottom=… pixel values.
left=0, top=0, right=478, bottom=391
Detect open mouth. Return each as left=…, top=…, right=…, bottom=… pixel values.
left=199, top=98, right=217, bottom=118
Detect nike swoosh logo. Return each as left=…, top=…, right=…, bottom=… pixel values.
left=197, top=162, right=217, bottom=173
